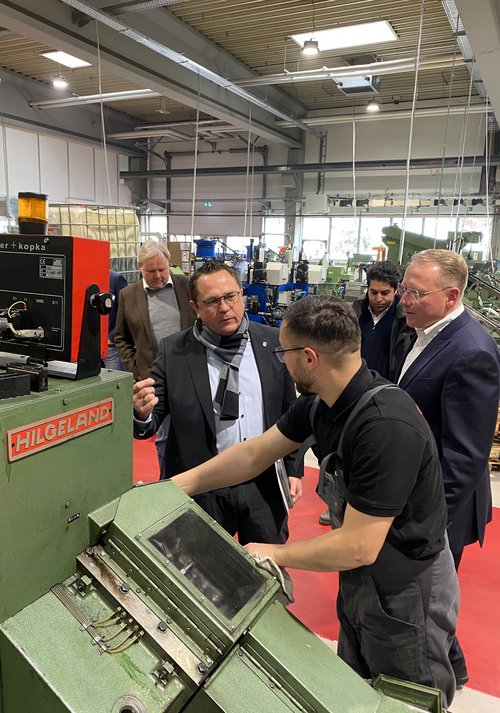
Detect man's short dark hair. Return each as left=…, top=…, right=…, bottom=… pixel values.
left=365, top=261, right=401, bottom=290
left=284, top=296, right=360, bottom=361
left=188, top=260, right=242, bottom=300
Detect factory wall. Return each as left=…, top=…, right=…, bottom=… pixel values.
left=149, top=140, right=290, bottom=236
left=0, top=124, right=132, bottom=207
left=303, top=112, right=487, bottom=197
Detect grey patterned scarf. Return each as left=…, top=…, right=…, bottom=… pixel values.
left=193, top=312, right=249, bottom=420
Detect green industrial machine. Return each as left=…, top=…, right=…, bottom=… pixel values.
left=0, top=375, right=446, bottom=713
left=465, top=266, right=500, bottom=343
left=381, top=226, right=448, bottom=265
left=0, top=233, right=445, bottom=713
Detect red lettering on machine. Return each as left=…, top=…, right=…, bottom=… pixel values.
left=6, top=399, right=114, bottom=462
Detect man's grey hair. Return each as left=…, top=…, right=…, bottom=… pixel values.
left=410, top=249, right=468, bottom=295
left=138, top=240, right=170, bottom=265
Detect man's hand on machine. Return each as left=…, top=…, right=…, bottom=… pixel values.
left=244, top=541, right=280, bottom=564
left=133, top=377, right=158, bottom=419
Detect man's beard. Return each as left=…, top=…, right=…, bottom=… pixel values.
left=294, top=372, right=315, bottom=396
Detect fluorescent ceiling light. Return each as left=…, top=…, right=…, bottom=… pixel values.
left=42, top=51, right=91, bottom=69
left=291, top=20, right=398, bottom=52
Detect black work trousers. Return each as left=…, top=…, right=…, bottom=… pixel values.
left=337, top=541, right=459, bottom=710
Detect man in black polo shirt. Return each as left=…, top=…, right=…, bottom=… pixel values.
left=172, top=295, right=459, bottom=709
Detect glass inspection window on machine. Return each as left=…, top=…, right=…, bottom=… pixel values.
left=148, top=510, right=266, bottom=620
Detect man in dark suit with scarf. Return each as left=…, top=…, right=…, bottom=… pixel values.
left=133, top=261, right=302, bottom=546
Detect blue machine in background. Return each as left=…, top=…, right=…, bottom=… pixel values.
left=192, top=238, right=325, bottom=328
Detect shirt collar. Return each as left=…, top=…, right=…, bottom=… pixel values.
left=142, top=274, right=173, bottom=292
left=415, top=303, right=464, bottom=343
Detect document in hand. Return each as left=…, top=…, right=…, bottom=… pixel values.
left=275, top=458, right=293, bottom=510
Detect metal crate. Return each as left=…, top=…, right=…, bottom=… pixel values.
left=48, top=204, right=141, bottom=283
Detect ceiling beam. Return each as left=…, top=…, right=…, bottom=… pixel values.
left=121, top=155, right=500, bottom=179
left=0, top=0, right=310, bottom=147
left=454, top=0, right=500, bottom=126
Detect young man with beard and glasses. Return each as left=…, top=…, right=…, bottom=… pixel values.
left=133, top=261, right=302, bottom=550
left=169, top=295, right=459, bottom=710
left=397, top=248, right=500, bottom=689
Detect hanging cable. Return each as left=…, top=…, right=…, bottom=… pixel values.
left=243, top=106, right=252, bottom=240
left=452, top=62, right=475, bottom=247
left=465, top=109, right=485, bottom=199
left=352, top=109, right=357, bottom=226
left=189, top=75, right=201, bottom=242
left=399, top=0, right=425, bottom=264
left=433, top=12, right=460, bottom=245
left=484, top=101, right=493, bottom=270
left=249, top=139, right=256, bottom=239
left=96, top=22, right=113, bottom=205
left=0, top=80, right=10, bottom=228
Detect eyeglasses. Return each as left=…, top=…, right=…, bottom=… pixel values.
left=273, top=346, right=305, bottom=363
left=398, top=285, right=452, bottom=303
left=198, top=290, right=241, bottom=311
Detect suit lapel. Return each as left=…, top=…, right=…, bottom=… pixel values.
left=399, top=310, right=470, bottom=388
left=186, top=331, right=216, bottom=434
left=134, top=281, right=152, bottom=342
left=249, top=324, right=276, bottom=429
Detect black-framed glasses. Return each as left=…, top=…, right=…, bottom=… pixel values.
left=273, top=346, right=305, bottom=363
left=198, top=290, right=241, bottom=311
left=398, top=285, right=452, bottom=303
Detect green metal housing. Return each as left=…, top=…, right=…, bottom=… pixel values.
left=0, top=375, right=443, bottom=713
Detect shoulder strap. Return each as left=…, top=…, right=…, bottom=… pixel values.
left=337, top=384, right=397, bottom=461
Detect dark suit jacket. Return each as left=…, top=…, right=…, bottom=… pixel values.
left=399, top=309, right=500, bottom=553
left=114, top=274, right=195, bottom=379
left=134, top=321, right=301, bottom=487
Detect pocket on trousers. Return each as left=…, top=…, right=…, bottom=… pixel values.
left=359, top=578, right=421, bottom=679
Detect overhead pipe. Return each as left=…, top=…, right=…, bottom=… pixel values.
left=120, top=155, right=500, bottom=180
left=30, top=88, right=159, bottom=109
left=235, top=55, right=464, bottom=88
left=276, top=103, right=490, bottom=127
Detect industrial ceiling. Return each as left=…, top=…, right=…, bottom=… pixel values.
left=0, top=0, right=498, bottom=150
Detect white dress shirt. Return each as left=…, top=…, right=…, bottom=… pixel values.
left=398, top=304, right=464, bottom=383
left=206, top=335, right=264, bottom=454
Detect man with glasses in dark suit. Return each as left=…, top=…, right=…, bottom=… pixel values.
left=397, top=248, right=500, bottom=689
left=133, top=260, right=302, bottom=547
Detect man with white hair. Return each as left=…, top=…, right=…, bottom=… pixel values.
left=115, top=240, right=195, bottom=379
left=398, top=248, right=500, bottom=689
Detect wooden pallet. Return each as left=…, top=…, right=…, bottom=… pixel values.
left=490, top=457, right=500, bottom=471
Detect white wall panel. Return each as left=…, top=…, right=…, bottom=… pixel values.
left=40, top=135, right=69, bottom=201
left=68, top=143, right=95, bottom=201
left=305, top=113, right=486, bottom=165
left=6, top=127, right=40, bottom=195
left=0, top=127, right=6, bottom=196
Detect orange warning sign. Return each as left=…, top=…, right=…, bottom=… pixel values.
left=7, top=398, right=114, bottom=462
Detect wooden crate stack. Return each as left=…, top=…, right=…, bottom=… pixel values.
left=490, top=406, right=500, bottom=470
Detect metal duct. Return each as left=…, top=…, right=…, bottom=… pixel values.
left=442, top=0, right=487, bottom=99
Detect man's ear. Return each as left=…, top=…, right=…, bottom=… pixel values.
left=303, top=346, right=319, bottom=368
left=189, top=299, right=201, bottom=318
left=447, top=287, right=461, bottom=306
